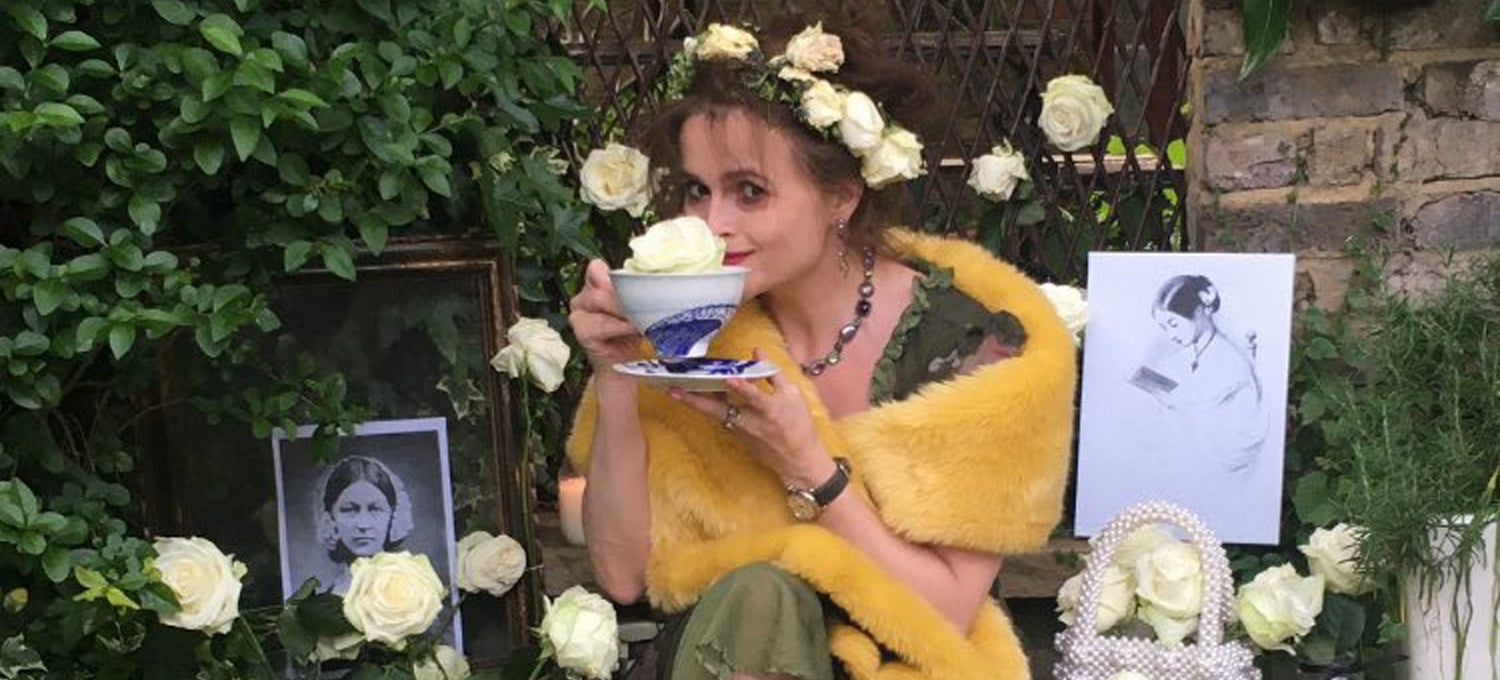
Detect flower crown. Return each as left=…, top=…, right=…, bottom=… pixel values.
left=661, top=22, right=927, bottom=190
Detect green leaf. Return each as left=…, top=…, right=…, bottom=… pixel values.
left=34, top=102, right=84, bottom=126
left=1488, top=0, right=1500, bottom=21
left=7, top=5, right=46, bottom=42
left=417, top=158, right=451, bottom=197
left=104, top=587, right=140, bottom=610
left=31, top=511, right=64, bottom=534
left=17, top=532, right=44, bottom=555
left=75, top=566, right=109, bottom=590
left=357, top=214, right=388, bottom=255
left=194, top=139, right=224, bottom=174
left=152, top=0, right=195, bottom=25
left=283, top=240, right=312, bottom=271
left=9, top=481, right=36, bottom=518
left=33, top=279, right=66, bottom=315
left=1306, top=336, right=1338, bottom=360
left=232, top=60, right=274, bottom=93
left=128, top=195, right=162, bottom=235
left=1294, top=471, right=1338, bottom=527
left=277, top=88, right=327, bottom=108
left=378, top=168, right=403, bottom=200
left=199, top=13, right=244, bottom=57
left=0, top=66, right=22, bottom=91
left=320, top=243, right=356, bottom=281
left=63, top=217, right=104, bottom=246
left=42, top=547, right=70, bottom=582
left=108, top=324, right=136, bottom=359
left=1239, top=0, right=1291, bottom=79
left=230, top=117, right=260, bottom=161
left=76, top=317, right=107, bottom=350
left=14, top=331, right=49, bottom=356
left=271, top=31, right=309, bottom=70
left=0, top=498, right=22, bottom=528
left=51, top=30, right=100, bottom=51
left=277, top=154, right=310, bottom=185
left=179, top=96, right=209, bottom=124
left=32, top=64, right=69, bottom=93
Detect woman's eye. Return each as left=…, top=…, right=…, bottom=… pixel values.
left=684, top=181, right=708, bottom=201
left=739, top=182, right=764, bottom=201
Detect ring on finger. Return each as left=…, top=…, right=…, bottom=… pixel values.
left=721, top=404, right=742, bottom=432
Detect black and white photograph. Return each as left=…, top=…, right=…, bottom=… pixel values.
left=1074, top=253, right=1296, bottom=544
left=273, top=417, right=463, bottom=648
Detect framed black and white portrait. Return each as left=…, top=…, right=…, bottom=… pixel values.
left=273, top=417, right=462, bottom=648
left=1074, top=252, right=1296, bottom=544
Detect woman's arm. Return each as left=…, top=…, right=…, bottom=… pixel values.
left=580, top=374, right=653, bottom=604
left=786, top=455, right=1003, bottom=631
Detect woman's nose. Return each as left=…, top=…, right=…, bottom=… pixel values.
left=701, top=198, right=736, bottom=238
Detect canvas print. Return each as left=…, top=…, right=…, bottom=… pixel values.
left=273, top=417, right=463, bottom=649
left=1074, top=252, right=1296, bottom=544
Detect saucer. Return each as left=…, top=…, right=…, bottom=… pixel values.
left=612, top=358, right=780, bottom=392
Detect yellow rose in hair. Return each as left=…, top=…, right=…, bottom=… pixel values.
left=800, top=80, right=847, bottom=129
left=784, top=22, right=844, bottom=73
left=696, top=24, right=757, bottom=60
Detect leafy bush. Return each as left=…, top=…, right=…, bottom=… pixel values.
left=0, top=0, right=598, bottom=676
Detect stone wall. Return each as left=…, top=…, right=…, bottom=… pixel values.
left=1186, top=0, right=1500, bottom=305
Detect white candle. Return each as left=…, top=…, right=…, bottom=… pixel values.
left=558, top=476, right=587, bottom=546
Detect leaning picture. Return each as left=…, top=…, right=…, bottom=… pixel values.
left=1073, top=252, right=1296, bottom=545
left=273, top=417, right=463, bottom=649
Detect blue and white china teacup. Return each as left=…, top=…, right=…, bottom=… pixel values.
left=609, top=267, right=747, bottom=358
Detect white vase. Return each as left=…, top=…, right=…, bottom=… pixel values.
left=1401, top=516, right=1499, bottom=680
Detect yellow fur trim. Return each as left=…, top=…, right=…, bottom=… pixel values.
left=565, top=232, right=1075, bottom=679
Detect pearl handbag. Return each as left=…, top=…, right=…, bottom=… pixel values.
left=1054, top=501, right=1260, bottom=680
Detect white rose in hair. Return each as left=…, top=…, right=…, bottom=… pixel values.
left=696, top=23, right=758, bottom=60
left=784, top=22, right=844, bottom=73
left=1056, top=563, right=1135, bottom=632
left=1134, top=540, right=1203, bottom=618
left=801, top=79, right=847, bottom=129
left=1300, top=523, right=1374, bottom=595
left=861, top=127, right=924, bottom=188
left=1138, top=602, right=1200, bottom=644
left=967, top=142, right=1030, bottom=201
left=541, top=586, right=619, bottom=680
left=1039, top=283, right=1088, bottom=346
left=490, top=317, right=571, bottom=393
left=152, top=537, right=246, bottom=635
left=414, top=644, right=471, bottom=680
left=456, top=531, right=527, bottom=598
left=777, top=66, right=815, bottom=83
left=1237, top=564, right=1325, bottom=651
left=1039, top=74, right=1114, bottom=152
left=839, top=91, right=885, bottom=153
left=579, top=143, right=651, bottom=217
left=342, top=552, right=446, bottom=649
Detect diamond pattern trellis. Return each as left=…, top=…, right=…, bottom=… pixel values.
left=556, top=0, right=1190, bottom=282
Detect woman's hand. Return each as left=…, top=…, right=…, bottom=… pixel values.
left=567, top=259, right=642, bottom=371
left=670, top=349, right=834, bottom=487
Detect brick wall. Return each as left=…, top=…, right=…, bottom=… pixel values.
left=1186, top=0, right=1500, bottom=305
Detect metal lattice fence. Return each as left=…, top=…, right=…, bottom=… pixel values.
left=559, top=0, right=1190, bottom=281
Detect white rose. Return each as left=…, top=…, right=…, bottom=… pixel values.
left=1039, top=74, right=1115, bottom=152
left=1039, top=283, right=1088, bottom=346
left=1237, top=564, right=1325, bottom=651
left=967, top=142, right=1030, bottom=201
left=540, top=586, right=619, bottom=680
left=490, top=317, right=571, bottom=393
left=860, top=127, right=925, bottom=188
left=783, top=22, right=844, bottom=73
left=800, top=79, right=847, bottom=129
left=838, top=91, right=885, bottom=153
left=695, top=23, right=757, bottom=60
left=311, top=631, right=363, bottom=662
left=1056, top=564, right=1135, bottom=632
left=152, top=537, right=246, bottom=635
left=414, top=644, right=471, bottom=680
left=579, top=143, right=651, bottom=217
left=456, top=531, right=526, bottom=598
left=1300, top=523, right=1373, bottom=596
left=1138, top=603, right=1200, bottom=645
left=778, top=66, right=816, bottom=83
left=1111, top=525, right=1177, bottom=572
left=1108, top=672, right=1152, bottom=680
left=342, top=552, right=447, bottom=649
left=1134, top=540, right=1203, bottom=618
left=623, top=215, right=726, bottom=274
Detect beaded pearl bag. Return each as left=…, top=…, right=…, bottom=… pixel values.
left=1054, top=501, right=1260, bottom=680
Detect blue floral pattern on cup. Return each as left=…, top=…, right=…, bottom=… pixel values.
left=643, top=304, right=738, bottom=356
left=638, top=358, right=759, bottom=375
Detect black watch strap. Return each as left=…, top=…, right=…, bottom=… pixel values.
left=811, top=457, right=852, bottom=506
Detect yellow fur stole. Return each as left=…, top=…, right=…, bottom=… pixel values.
left=565, top=231, right=1077, bottom=680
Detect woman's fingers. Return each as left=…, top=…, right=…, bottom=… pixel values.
left=670, top=389, right=728, bottom=419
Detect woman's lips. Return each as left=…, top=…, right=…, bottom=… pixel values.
left=723, top=251, right=752, bottom=266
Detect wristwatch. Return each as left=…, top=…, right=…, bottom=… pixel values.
left=785, top=457, right=852, bottom=522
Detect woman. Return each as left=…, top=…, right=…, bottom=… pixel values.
left=566, top=16, right=1076, bottom=680
left=1130, top=274, right=1267, bottom=477
left=316, top=455, right=414, bottom=594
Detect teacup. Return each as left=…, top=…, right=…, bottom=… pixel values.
left=610, top=267, right=748, bottom=358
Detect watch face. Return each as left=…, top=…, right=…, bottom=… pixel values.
left=787, top=492, right=819, bottom=522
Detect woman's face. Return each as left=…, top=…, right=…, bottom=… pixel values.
left=331, top=480, right=391, bottom=557
left=677, top=109, right=857, bottom=298
left=1153, top=308, right=1204, bottom=346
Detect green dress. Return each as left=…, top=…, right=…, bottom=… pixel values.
left=656, top=260, right=1029, bottom=680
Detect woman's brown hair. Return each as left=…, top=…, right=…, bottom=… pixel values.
left=633, top=9, right=939, bottom=256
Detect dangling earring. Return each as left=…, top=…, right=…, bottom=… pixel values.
left=835, top=218, right=850, bottom=278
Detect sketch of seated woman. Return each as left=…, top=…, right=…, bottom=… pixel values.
left=1126, top=274, right=1268, bottom=477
